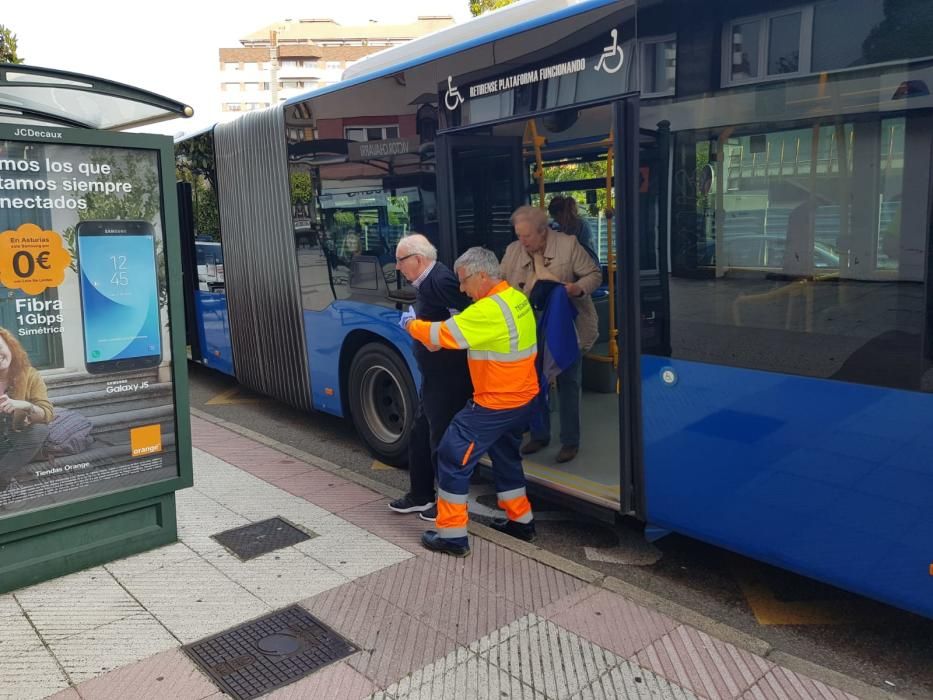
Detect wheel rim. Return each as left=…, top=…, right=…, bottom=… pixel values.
left=359, top=363, right=407, bottom=444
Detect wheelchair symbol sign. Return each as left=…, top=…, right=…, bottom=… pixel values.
left=594, top=28, right=624, bottom=74
left=444, top=75, right=464, bottom=111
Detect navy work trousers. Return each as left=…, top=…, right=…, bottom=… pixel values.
left=435, top=400, right=535, bottom=547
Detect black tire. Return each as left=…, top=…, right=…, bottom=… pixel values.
left=347, top=342, right=416, bottom=466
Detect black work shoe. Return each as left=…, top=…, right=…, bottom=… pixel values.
left=490, top=518, right=536, bottom=542
left=418, top=504, right=437, bottom=522
left=421, top=531, right=471, bottom=557
left=521, top=439, right=549, bottom=455
left=555, top=445, right=579, bottom=463
left=388, top=494, right=434, bottom=514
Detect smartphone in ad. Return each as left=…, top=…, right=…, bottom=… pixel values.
left=76, top=220, right=162, bottom=374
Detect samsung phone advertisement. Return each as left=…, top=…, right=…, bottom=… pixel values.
left=0, top=138, right=177, bottom=517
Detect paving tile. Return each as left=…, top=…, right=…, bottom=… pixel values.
left=208, top=547, right=349, bottom=607
left=188, top=478, right=332, bottom=528
left=175, top=492, right=252, bottom=556
left=636, top=625, right=774, bottom=700
left=354, top=554, right=479, bottom=617
left=301, top=481, right=386, bottom=513
left=198, top=443, right=297, bottom=479
left=346, top=606, right=459, bottom=688
left=480, top=617, right=623, bottom=699
left=301, top=581, right=403, bottom=647
left=263, top=661, right=376, bottom=700
left=214, top=493, right=332, bottom=530
left=468, top=613, right=545, bottom=656
left=570, top=660, right=700, bottom=700
left=288, top=512, right=361, bottom=538
left=739, top=667, right=861, bottom=700
left=104, top=542, right=201, bottom=579
left=243, top=498, right=336, bottom=530
left=45, top=688, right=81, bottom=700
left=176, top=487, right=249, bottom=526
left=549, top=589, right=680, bottom=658
left=119, top=557, right=271, bottom=644
left=302, top=581, right=458, bottom=688
left=74, top=648, right=219, bottom=700
left=386, top=646, right=475, bottom=696
left=49, top=613, right=179, bottom=684
left=0, top=611, right=41, bottom=657
left=339, top=499, right=433, bottom=555
left=189, top=470, right=276, bottom=503
left=270, top=469, right=354, bottom=496
left=16, top=569, right=143, bottom=642
left=191, top=447, right=277, bottom=481
left=235, top=457, right=321, bottom=483
left=418, top=578, right=526, bottom=647
left=466, top=540, right=588, bottom=612
left=536, top=585, right=603, bottom=620
left=0, top=643, right=70, bottom=700
left=294, top=519, right=412, bottom=579
left=189, top=448, right=336, bottom=524
left=389, top=647, right=545, bottom=700
left=190, top=456, right=281, bottom=492
left=0, top=593, right=21, bottom=618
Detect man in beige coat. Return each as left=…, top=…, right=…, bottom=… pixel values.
left=500, top=205, right=602, bottom=462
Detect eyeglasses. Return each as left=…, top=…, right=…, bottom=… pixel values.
left=395, top=253, right=417, bottom=264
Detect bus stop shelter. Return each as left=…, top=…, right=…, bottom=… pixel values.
left=0, top=62, right=193, bottom=593
left=0, top=63, right=192, bottom=129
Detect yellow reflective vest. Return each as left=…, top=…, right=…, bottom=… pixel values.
left=408, top=281, right=538, bottom=409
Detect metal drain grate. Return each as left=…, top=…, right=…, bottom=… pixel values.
left=184, top=605, right=357, bottom=699
left=211, top=517, right=313, bottom=560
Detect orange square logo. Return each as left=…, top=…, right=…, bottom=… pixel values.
left=130, top=424, right=163, bottom=457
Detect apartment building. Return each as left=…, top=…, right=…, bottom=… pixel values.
left=218, top=16, right=455, bottom=113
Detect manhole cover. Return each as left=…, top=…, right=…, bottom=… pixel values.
left=212, top=517, right=313, bottom=560
left=184, top=605, right=357, bottom=699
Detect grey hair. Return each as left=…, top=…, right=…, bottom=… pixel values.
left=454, top=247, right=501, bottom=279
left=510, top=204, right=549, bottom=232
left=397, top=233, right=437, bottom=260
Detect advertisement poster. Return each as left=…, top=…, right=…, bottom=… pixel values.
left=0, top=138, right=177, bottom=517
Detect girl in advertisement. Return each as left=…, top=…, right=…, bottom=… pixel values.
left=0, top=327, right=53, bottom=491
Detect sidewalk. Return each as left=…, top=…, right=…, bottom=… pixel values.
left=0, top=412, right=888, bottom=700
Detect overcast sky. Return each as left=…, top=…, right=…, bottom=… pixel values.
left=4, top=0, right=473, bottom=135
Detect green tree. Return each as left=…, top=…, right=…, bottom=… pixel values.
left=470, top=0, right=515, bottom=16
left=0, top=25, right=23, bottom=64
left=863, top=0, right=933, bottom=64
left=290, top=171, right=313, bottom=205
left=191, top=178, right=220, bottom=239
left=176, top=136, right=221, bottom=239
left=540, top=160, right=609, bottom=212
left=387, top=196, right=409, bottom=227
left=175, top=136, right=217, bottom=194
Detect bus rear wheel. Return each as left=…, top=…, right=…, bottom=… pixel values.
left=347, top=342, right=416, bottom=467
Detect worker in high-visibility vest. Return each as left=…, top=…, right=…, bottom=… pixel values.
left=400, top=246, right=539, bottom=556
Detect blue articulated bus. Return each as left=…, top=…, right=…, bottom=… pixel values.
left=176, top=0, right=933, bottom=619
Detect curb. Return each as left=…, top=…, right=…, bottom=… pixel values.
left=189, top=407, right=902, bottom=700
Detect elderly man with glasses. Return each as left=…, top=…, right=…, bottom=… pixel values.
left=389, top=234, right=472, bottom=521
